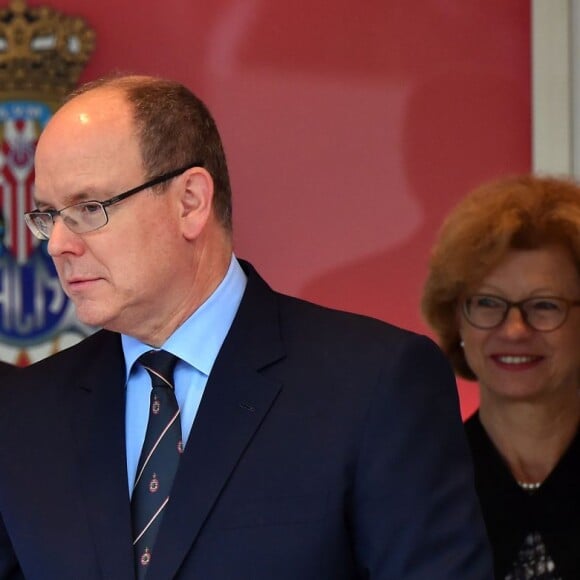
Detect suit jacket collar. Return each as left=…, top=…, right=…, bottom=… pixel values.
left=150, top=260, right=286, bottom=578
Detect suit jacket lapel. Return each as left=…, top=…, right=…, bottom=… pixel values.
left=70, top=332, right=135, bottom=580
left=149, top=262, right=286, bottom=579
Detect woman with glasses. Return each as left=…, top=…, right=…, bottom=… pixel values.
left=422, top=174, right=580, bottom=580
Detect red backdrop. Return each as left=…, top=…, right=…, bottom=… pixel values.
left=28, top=0, right=531, bottom=416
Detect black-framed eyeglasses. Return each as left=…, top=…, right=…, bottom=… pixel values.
left=24, top=162, right=203, bottom=240
left=462, top=294, right=580, bottom=332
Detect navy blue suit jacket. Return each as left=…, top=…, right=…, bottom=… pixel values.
left=0, top=262, right=492, bottom=579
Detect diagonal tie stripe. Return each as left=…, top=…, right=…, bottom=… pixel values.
left=131, top=350, right=183, bottom=579
left=133, top=407, right=181, bottom=489
left=133, top=497, right=170, bottom=545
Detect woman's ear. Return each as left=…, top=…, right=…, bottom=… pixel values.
left=180, top=167, right=214, bottom=240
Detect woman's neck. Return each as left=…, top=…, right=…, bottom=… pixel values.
left=479, top=390, right=580, bottom=484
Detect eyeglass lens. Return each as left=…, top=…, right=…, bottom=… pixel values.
left=29, top=202, right=108, bottom=240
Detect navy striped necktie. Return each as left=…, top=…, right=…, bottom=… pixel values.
left=131, top=350, right=183, bottom=578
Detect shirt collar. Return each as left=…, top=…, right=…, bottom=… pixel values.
left=122, top=254, right=247, bottom=380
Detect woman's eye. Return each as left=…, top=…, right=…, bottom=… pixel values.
left=475, top=296, right=503, bottom=309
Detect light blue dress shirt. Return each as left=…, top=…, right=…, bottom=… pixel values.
left=122, top=255, right=247, bottom=494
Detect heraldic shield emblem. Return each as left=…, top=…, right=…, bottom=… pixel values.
left=0, top=0, right=95, bottom=365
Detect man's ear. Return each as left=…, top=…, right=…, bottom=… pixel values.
left=180, top=167, right=213, bottom=240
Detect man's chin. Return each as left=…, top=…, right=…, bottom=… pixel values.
left=72, top=303, right=113, bottom=330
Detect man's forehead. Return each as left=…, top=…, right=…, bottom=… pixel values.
left=34, top=156, right=145, bottom=208
left=33, top=88, right=143, bottom=203
left=42, top=89, right=129, bottom=141
left=38, top=97, right=136, bottom=159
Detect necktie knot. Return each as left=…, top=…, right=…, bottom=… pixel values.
left=138, top=350, right=178, bottom=390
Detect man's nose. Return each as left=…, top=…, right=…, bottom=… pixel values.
left=47, top=219, right=84, bottom=257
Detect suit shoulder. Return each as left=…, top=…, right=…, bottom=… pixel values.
left=240, top=259, right=441, bottom=358
left=0, top=360, right=18, bottom=376
left=15, top=329, right=120, bottom=378
left=278, top=291, right=424, bottom=337
left=275, top=291, right=442, bottom=361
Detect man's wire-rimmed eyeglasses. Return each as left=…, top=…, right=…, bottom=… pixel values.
left=462, top=294, right=580, bottom=332
left=24, top=163, right=203, bottom=240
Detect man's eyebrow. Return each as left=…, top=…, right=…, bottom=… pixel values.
left=32, top=190, right=96, bottom=210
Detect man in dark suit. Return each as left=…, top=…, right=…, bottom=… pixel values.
left=0, top=75, right=492, bottom=579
